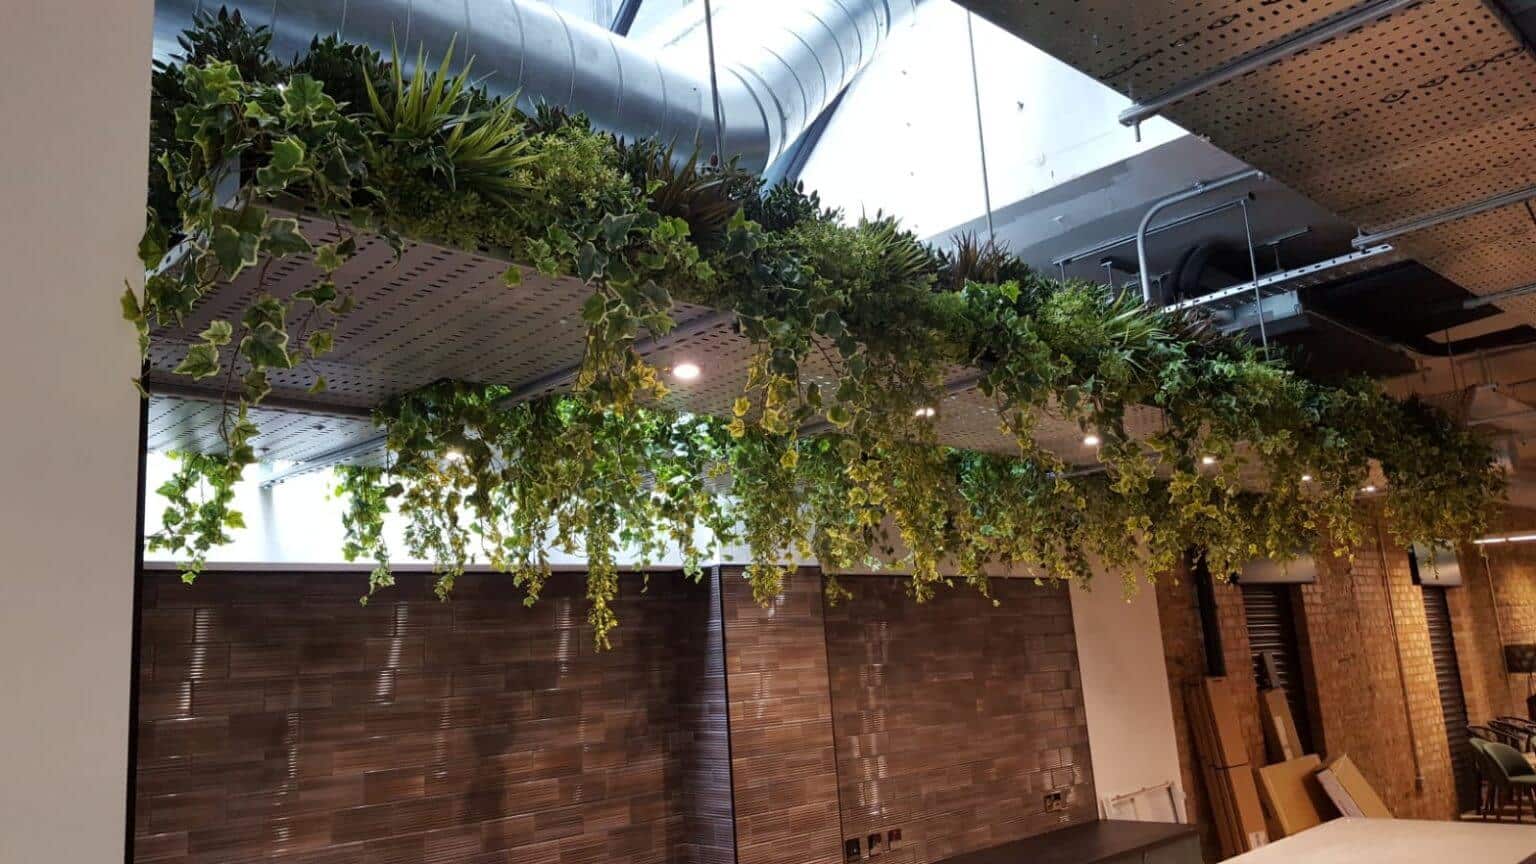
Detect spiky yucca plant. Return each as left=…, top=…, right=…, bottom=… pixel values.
left=364, top=38, right=537, bottom=205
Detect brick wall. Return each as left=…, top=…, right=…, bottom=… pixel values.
left=132, top=569, right=733, bottom=864
left=823, top=576, right=1095, bottom=863
left=1452, top=507, right=1536, bottom=723
left=1155, top=561, right=1263, bottom=862
left=720, top=569, right=844, bottom=864
left=1158, top=508, right=1475, bottom=860
left=1297, top=518, right=1457, bottom=820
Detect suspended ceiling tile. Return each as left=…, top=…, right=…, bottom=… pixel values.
left=961, top=0, right=1364, bottom=98
left=1156, top=0, right=1536, bottom=226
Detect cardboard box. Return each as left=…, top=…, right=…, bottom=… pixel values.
left=1260, top=688, right=1303, bottom=762
left=1256, top=755, right=1334, bottom=838
left=1221, top=764, right=1271, bottom=851
left=1318, top=754, right=1393, bottom=818
left=1192, top=677, right=1249, bottom=768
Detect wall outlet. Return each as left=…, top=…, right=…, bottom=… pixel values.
left=886, top=828, right=903, bottom=849
left=844, top=837, right=861, bottom=862
left=1044, top=790, right=1068, bottom=812
left=867, top=833, right=882, bottom=856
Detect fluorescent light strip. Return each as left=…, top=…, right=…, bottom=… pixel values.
left=1473, top=533, right=1536, bottom=545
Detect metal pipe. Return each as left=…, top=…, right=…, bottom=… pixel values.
left=142, top=377, right=375, bottom=419
left=1352, top=185, right=1536, bottom=249
left=1465, top=280, right=1536, bottom=310
left=1118, top=0, right=1421, bottom=130
left=1136, top=170, right=1264, bottom=305
left=154, top=0, right=925, bottom=172
left=1373, top=515, right=1425, bottom=792
left=1051, top=195, right=1250, bottom=268
left=1239, top=197, right=1268, bottom=351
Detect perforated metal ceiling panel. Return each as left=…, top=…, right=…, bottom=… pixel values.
left=959, top=0, right=1536, bottom=322
left=961, top=0, right=1365, bottom=99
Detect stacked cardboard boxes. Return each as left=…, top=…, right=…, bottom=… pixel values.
left=1186, top=678, right=1270, bottom=856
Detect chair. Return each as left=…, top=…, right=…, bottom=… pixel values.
left=1481, top=740, right=1536, bottom=822
left=1470, top=738, right=1499, bottom=819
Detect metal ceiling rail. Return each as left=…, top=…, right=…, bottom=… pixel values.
left=1117, top=0, right=1423, bottom=133
left=1465, top=280, right=1536, bottom=310
left=258, top=309, right=737, bottom=487
left=1137, top=170, right=1264, bottom=304
left=797, top=371, right=984, bottom=438
left=1164, top=243, right=1400, bottom=313
left=142, top=378, right=375, bottom=419
left=1351, top=184, right=1536, bottom=249
left=1051, top=195, right=1251, bottom=270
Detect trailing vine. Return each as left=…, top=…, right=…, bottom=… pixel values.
left=133, top=12, right=1505, bottom=646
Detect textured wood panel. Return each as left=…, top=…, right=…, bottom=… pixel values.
left=823, top=577, right=1095, bottom=863
left=722, top=569, right=845, bottom=864
left=132, top=569, right=733, bottom=864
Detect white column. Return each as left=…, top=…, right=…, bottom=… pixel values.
left=0, top=2, right=153, bottom=861
left=1070, top=573, right=1187, bottom=822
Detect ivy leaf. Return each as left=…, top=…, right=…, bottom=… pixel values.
left=174, top=342, right=221, bottom=379
left=328, top=291, right=357, bottom=316
left=307, top=329, right=334, bottom=357
left=240, top=321, right=292, bottom=369
left=575, top=242, right=604, bottom=281
left=241, top=368, right=271, bottom=403
left=313, top=242, right=346, bottom=273
left=280, top=75, right=330, bottom=120
left=262, top=217, right=311, bottom=257
left=210, top=224, right=260, bottom=277
left=254, top=136, right=308, bottom=190
left=295, top=279, right=337, bottom=306
left=198, top=320, right=233, bottom=347
left=599, top=212, right=638, bottom=248
left=138, top=220, right=170, bottom=270
left=501, top=266, right=522, bottom=288
left=119, top=285, right=143, bottom=322
left=309, top=375, right=328, bottom=394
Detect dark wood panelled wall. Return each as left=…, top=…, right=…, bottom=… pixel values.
left=132, top=568, right=1091, bottom=864
left=133, top=570, right=733, bottom=864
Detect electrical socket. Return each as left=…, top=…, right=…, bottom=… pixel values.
left=1044, top=790, right=1067, bottom=812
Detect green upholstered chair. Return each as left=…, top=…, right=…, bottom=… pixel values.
left=1481, top=740, right=1536, bottom=822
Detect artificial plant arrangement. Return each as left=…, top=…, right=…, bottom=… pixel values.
left=131, top=10, right=1504, bottom=647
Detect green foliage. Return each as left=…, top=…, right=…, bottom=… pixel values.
left=148, top=450, right=246, bottom=580
left=136, top=19, right=1505, bottom=645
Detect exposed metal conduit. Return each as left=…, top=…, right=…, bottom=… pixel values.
left=1118, top=0, right=1422, bottom=133
left=1136, top=170, right=1264, bottom=305
left=1052, top=195, right=1250, bottom=270
left=155, top=0, right=925, bottom=172
left=1352, top=184, right=1536, bottom=250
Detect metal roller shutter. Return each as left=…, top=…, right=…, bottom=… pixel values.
left=1422, top=586, right=1476, bottom=812
left=1242, top=583, right=1315, bottom=754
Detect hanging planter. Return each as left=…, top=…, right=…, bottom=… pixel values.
left=129, top=11, right=1505, bottom=647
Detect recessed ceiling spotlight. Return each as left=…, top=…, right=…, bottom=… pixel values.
left=1300, top=474, right=1313, bottom=483
left=1082, top=433, right=1101, bottom=447
left=914, top=406, right=937, bottom=419
left=1361, top=484, right=1377, bottom=493
left=1201, top=455, right=1217, bottom=466
left=444, top=449, right=465, bottom=463
left=672, top=362, right=701, bottom=381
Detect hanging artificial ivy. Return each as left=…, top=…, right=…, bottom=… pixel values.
left=132, top=11, right=1505, bottom=645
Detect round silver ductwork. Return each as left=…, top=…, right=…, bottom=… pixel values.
left=153, top=0, right=923, bottom=171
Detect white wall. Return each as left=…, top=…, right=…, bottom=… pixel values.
left=0, top=2, right=152, bottom=861
left=1070, top=573, right=1187, bottom=823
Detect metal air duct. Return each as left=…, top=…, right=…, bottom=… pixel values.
left=153, top=0, right=923, bottom=171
